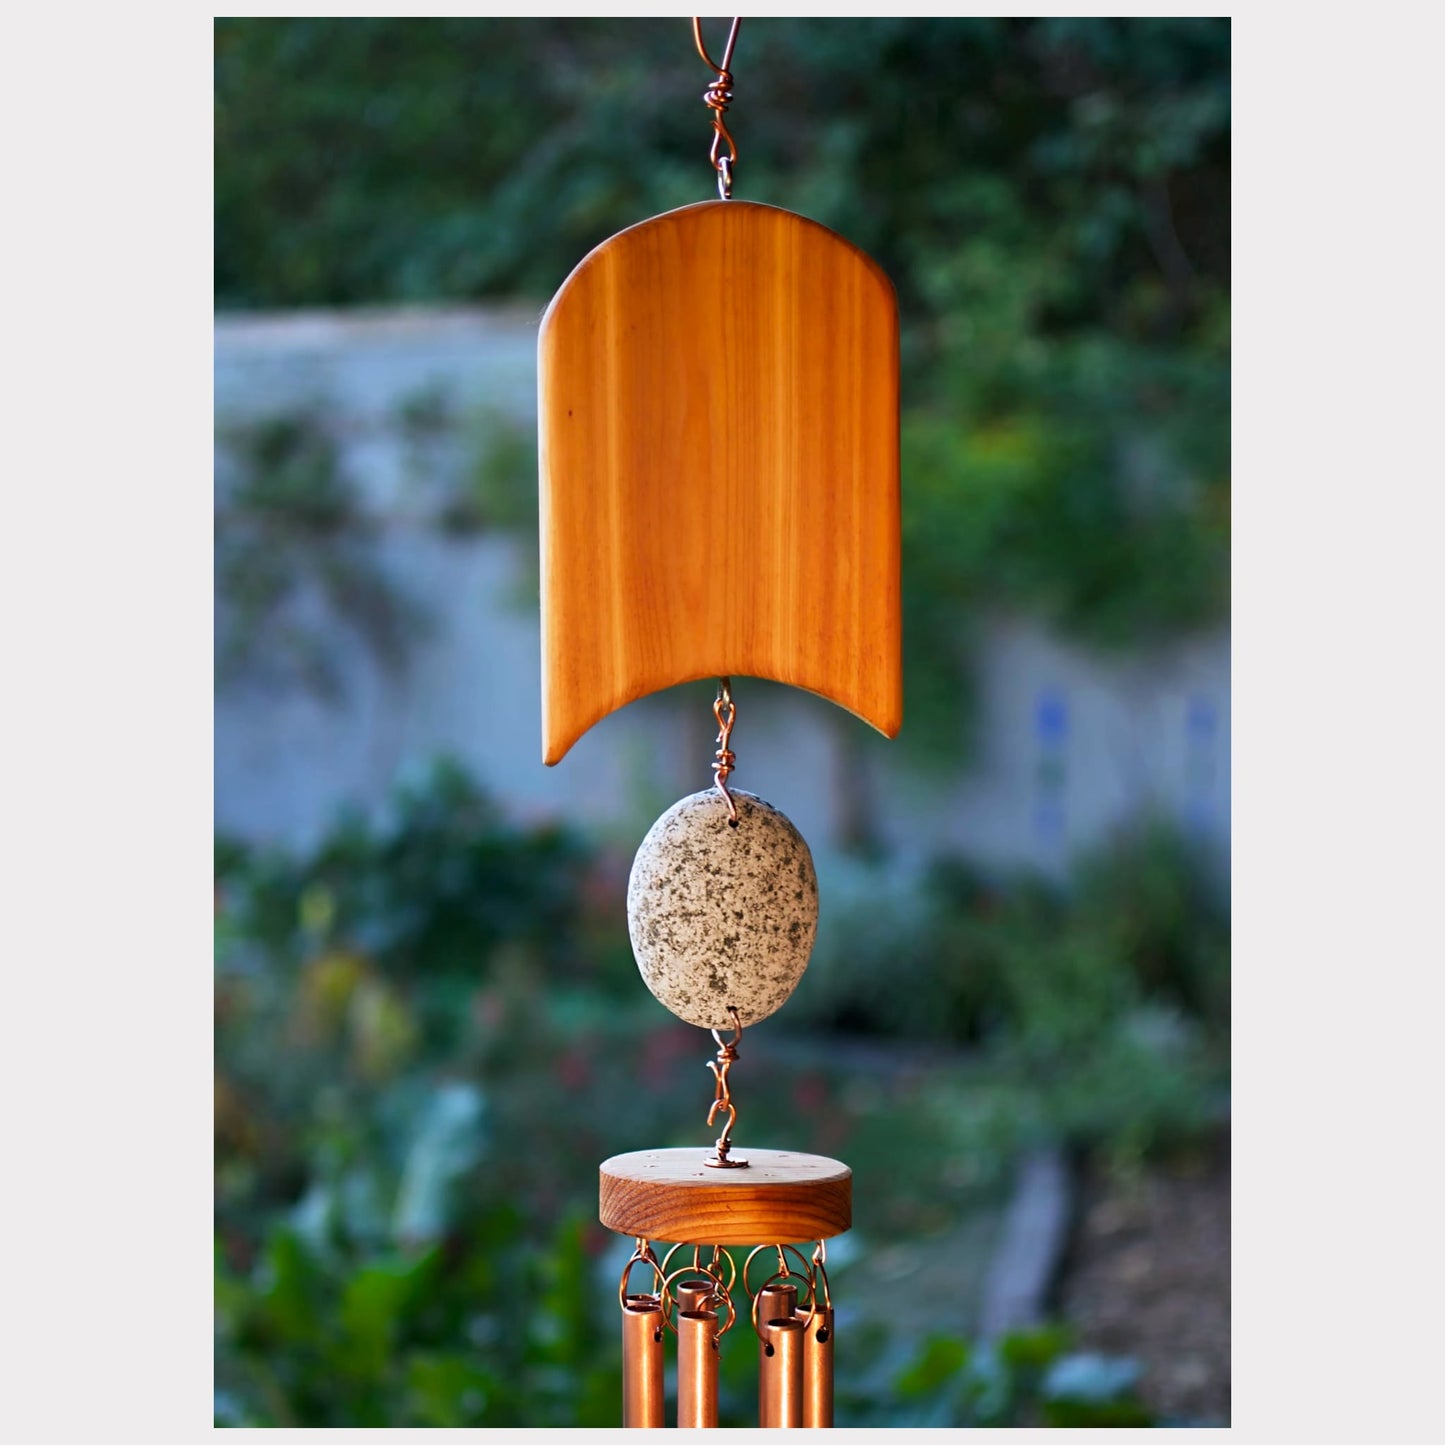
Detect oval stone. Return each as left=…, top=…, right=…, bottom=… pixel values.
left=626, top=789, right=819, bottom=1030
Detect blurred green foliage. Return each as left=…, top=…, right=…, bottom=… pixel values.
left=854, top=1326, right=1153, bottom=1428
left=214, top=16, right=1230, bottom=757
left=216, top=761, right=1221, bottom=1425
left=809, top=822, right=1229, bottom=1046
left=213, top=19, right=1227, bottom=323
left=801, top=821, right=1230, bottom=1173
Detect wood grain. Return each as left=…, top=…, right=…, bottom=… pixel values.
left=598, top=1147, right=852, bottom=1245
left=539, top=199, right=900, bottom=764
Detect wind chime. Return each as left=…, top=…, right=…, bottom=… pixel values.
left=538, top=17, right=900, bottom=1428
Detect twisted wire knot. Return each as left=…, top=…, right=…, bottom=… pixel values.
left=703, top=72, right=733, bottom=114
left=703, top=72, right=737, bottom=178
left=712, top=679, right=738, bottom=822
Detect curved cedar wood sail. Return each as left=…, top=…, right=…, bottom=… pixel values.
left=539, top=199, right=901, bottom=764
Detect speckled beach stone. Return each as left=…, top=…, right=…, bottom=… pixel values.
left=626, top=789, right=819, bottom=1030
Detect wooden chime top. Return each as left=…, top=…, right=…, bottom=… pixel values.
left=538, top=198, right=901, bottom=764
left=600, top=1147, right=852, bottom=1247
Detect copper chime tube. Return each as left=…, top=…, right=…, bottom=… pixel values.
left=675, top=1280, right=715, bottom=1315
left=675, top=1276, right=718, bottom=1428
left=759, top=1317, right=805, bottom=1427
left=758, top=1283, right=798, bottom=1332
left=677, top=1309, right=720, bottom=1428
left=621, top=1297, right=665, bottom=1428
left=757, top=1281, right=799, bottom=1426
left=795, top=1304, right=834, bottom=1428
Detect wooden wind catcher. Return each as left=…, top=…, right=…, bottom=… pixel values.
left=538, top=18, right=900, bottom=1429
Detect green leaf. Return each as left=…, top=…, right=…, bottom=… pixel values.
left=405, top=1353, right=497, bottom=1426
left=258, top=1229, right=321, bottom=1343
left=1000, top=1323, right=1073, bottom=1370
left=895, top=1335, right=970, bottom=1398
left=337, top=1251, right=438, bottom=1376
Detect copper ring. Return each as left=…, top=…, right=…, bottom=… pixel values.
left=750, top=1268, right=814, bottom=1341
left=742, top=1242, right=814, bottom=1301
left=661, top=1265, right=739, bottom=1340
left=618, top=1245, right=667, bottom=1314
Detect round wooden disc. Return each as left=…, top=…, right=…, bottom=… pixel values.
left=599, top=1147, right=851, bottom=1246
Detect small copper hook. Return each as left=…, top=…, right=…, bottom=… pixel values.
left=712, top=678, right=738, bottom=822
left=704, top=1005, right=748, bottom=1168
left=710, top=1004, right=743, bottom=1055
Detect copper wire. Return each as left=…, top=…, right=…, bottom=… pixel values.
left=810, top=1239, right=833, bottom=1312
left=617, top=1237, right=666, bottom=1314
left=705, top=1005, right=748, bottom=1167
left=661, top=1256, right=740, bottom=1341
left=691, top=18, right=741, bottom=197
left=712, top=678, right=738, bottom=822
left=662, top=1241, right=739, bottom=1303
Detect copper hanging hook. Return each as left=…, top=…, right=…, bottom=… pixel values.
left=712, top=678, right=738, bottom=822
left=691, top=17, right=741, bottom=198
left=704, top=1005, right=748, bottom=1168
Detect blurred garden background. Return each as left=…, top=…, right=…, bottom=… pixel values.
left=214, top=17, right=1229, bottom=1428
